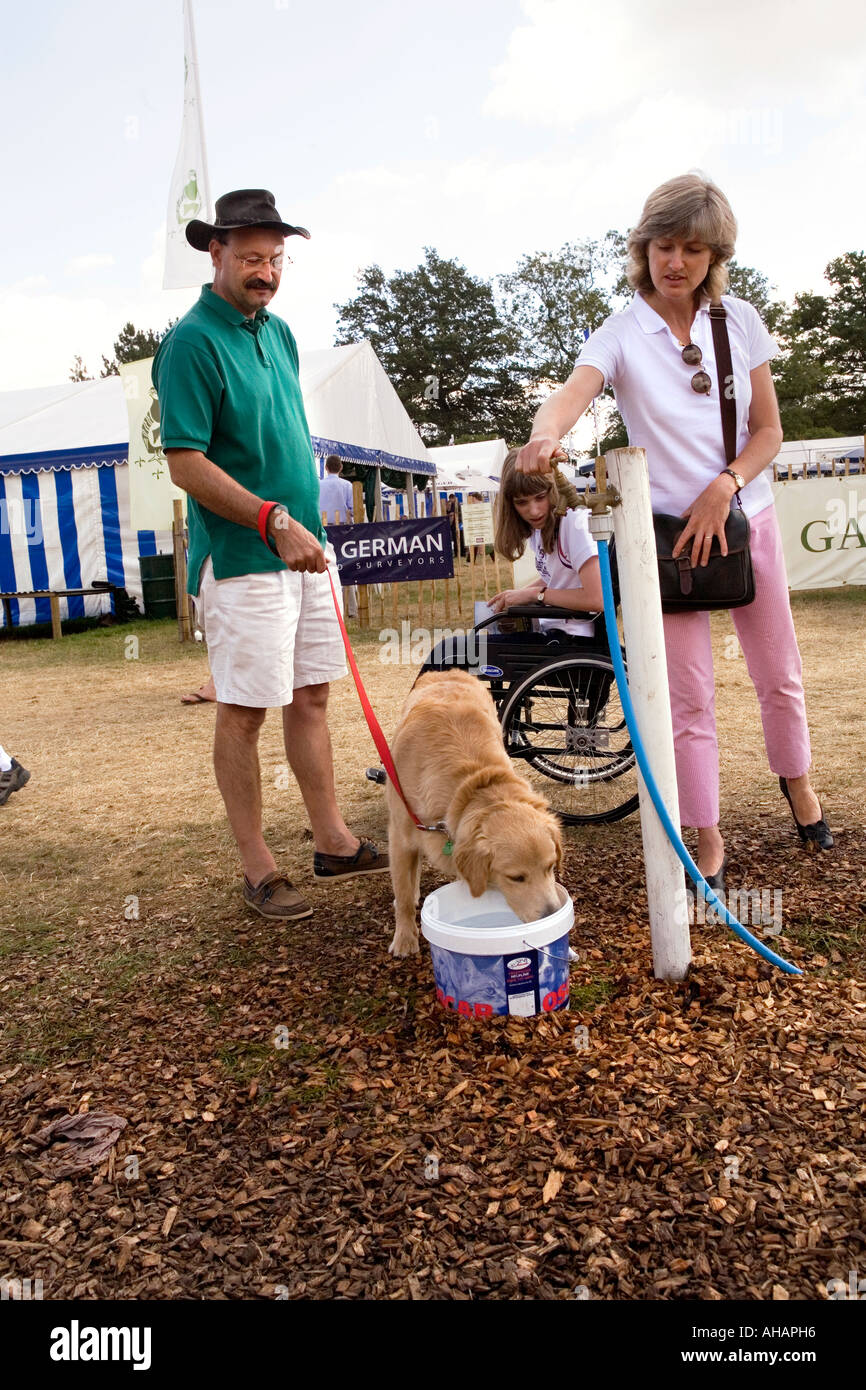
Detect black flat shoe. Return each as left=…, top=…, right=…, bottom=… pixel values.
left=704, top=856, right=727, bottom=896
left=686, top=856, right=727, bottom=915
left=779, top=776, right=834, bottom=850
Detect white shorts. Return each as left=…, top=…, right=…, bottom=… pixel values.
left=194, top=545, right=348, bottom=707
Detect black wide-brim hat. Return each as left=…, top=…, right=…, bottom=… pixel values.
left=186, top=188, right=310, bottom=252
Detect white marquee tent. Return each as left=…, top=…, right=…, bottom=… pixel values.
left=0, top=341, right=433, bottom=628
left=427, top=439, right=508, bottom=496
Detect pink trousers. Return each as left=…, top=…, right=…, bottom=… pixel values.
left=662, top=504, right=812, bottom=828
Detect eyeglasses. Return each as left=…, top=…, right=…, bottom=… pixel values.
left=230, top=252, right=290, bottom=272
left=681, top=342, right=711, bottom=394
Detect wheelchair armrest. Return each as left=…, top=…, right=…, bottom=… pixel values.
left=503, top=603, right=599, bottom=621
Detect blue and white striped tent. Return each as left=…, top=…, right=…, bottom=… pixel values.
left=0, top=343, right=435, bottom=628
left=0, top=379, right=144, bottom=628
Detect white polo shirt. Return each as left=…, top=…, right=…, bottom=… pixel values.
left=529, top=507, right=598, bottom=638
left=576, top=293, right=778, bottom=519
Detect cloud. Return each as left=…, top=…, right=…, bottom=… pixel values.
left=485, top=0, right=866, bottom=127
left=4, top=95, right=862, bottom=394
left=65, top=253, right=116, bottom=275
left=10, top=275, right=50, bottom=292
left=0, top=233, right=197, bottom=390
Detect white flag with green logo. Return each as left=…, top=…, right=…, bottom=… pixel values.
left=163, top=0, right=211, bottom=291
left=121, top=358, right=186, bottom=531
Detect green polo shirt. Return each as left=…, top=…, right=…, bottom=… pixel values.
left=152, top=283, right=325, bottom=595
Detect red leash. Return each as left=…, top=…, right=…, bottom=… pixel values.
left=327, top=569, right=448, bottom=836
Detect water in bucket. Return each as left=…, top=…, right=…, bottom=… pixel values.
left=420, top=881, right=574, bottom=1018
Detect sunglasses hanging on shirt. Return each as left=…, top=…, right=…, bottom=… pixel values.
left=681, top=342, right=712, bottom=394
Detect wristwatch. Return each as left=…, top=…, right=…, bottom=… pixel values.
left=721, top=468, right=745, bottom=492
left=538, top=586, right=548, bottom=604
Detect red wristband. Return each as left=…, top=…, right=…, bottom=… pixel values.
left=257, top=500, right=279, bottom=553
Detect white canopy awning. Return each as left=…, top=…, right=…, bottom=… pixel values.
left=299, top=341, right=434, bottom=476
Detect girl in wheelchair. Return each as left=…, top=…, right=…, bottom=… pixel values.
left=490, top=448, right=604, bottom=638
left=420, top=452, right=638, bottom=825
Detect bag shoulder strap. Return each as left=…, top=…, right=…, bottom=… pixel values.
left=708, top=301, right=737, bottom=466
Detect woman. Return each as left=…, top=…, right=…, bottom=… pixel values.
left=491, top=452, right=604, bottom=634
left=517, top=173, right=832, bottom=890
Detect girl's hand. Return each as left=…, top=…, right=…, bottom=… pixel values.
left=673, top=474, right=739, bottom=568
left=515, top=438, right=568, bottom=474
left=490, top=586, right=539, bottom=613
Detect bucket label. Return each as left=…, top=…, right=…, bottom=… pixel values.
left=505, top=949, right=540, bottom=1016
left=429, top=933, right=571, bottom=1019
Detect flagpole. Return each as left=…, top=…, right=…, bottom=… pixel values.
left=185, top=0, right=211, bottom=221
left=581, top=325, right=601, bottom=457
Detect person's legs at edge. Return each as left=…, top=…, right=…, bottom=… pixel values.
left=0, top=741, right=30, bottom=805
left=662, top=608, right=725, bottom=877
left=731, top=505, right=821, bottom=825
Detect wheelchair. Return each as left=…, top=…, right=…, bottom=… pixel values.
left=419, top=601, right=640, bottom=826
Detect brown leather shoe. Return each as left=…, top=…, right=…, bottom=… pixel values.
left=313, top=838, right=389, bottom=881
left=243, top=871, right=313, bottom=920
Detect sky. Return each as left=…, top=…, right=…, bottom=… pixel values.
left=2, top=0, right=865, bottom=391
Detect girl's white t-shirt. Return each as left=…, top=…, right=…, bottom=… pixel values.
left=576, top=293, right=778, bottom=519
left=529, top=506, right=598, bottom=638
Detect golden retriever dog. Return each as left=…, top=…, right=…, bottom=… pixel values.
left=386, top=670, right=563, bottom=958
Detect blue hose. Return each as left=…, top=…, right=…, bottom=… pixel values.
left=596, top=537, right=802, bottom=976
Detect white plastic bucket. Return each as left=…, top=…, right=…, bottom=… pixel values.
left=420, top=881, right=574, bottom=1019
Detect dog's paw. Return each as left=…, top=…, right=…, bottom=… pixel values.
left=388, top=930, right=420, bottom=958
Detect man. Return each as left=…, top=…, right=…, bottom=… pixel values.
left=318, top=456, right=358, bottom=618
left=445, top=492, right=462, bottom=558
left=318, top=455, right=354, bottom=525
left=153, top=189, right=387, bottom=921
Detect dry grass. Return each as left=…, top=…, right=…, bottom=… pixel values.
left=0, top=589, right=864, bottom=1301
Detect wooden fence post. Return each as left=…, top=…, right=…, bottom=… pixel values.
left=172, top=498, right=192, bottom=642
left=352, top=480, right=369, bottom=630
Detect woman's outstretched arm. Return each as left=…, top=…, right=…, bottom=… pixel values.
left=516, top=366, right=605, bottom=474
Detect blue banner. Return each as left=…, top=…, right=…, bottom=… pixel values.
left=327, top=516, right=454, bottom=585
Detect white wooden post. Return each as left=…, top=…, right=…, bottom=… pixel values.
left=603, top=447, right=691, bottom=981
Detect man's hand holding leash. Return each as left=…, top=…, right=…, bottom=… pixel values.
left=268, top=505, right=327, bottom=573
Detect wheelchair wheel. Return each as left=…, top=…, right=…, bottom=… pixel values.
left=499, top=653, right=640, bottom=826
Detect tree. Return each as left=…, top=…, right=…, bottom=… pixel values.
left=68, top=355, right=92, bottom=382
left=497, top=232, right=627, bottom=385
left=767, top=255, right=866, bottom=439
left=819, top=252, right=866, bottom=433
left=334, top=248, right=535, bottom=444
left=99, top=320, right=177, bottom=377
left=726, top=260, right=773, bottom=320
left=496, top=233, right=630, bottom=453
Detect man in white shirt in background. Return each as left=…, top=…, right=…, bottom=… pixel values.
left=318, top=455, right=358, bottom=618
